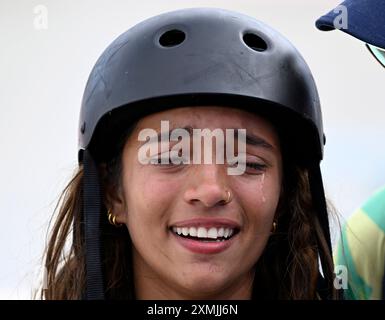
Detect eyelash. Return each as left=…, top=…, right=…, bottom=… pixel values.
left=245, top=162, right=267, bottom=171
left=151, top=157, right=267, bottom=173
left=150, top=154, right=186, bottom=166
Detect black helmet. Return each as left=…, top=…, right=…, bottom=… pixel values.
left=78, top=8, right=332, bottom=299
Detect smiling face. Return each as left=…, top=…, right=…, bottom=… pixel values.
left=107, top=106, right=283, bottom=299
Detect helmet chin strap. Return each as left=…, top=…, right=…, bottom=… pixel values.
left=82, top=149, right=105, bottom=300
left=308, top=161, right=335, bottom=299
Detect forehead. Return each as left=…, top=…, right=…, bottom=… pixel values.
left=134, top=106, right=278, bottom=141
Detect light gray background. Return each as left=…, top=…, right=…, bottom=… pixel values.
left=1, top=0, right=384, bottom=299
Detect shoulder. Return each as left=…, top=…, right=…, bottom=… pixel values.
left=360, top=186, right=385, bottom=231
left=335, top=185, right=385, bottom=299
left=345, top=185, right=385, bottom=241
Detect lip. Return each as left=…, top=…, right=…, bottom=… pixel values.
left=170, top=217, right=241, bottom=229
left=170, top=230, right=238, bottom=254
left=169, top=218, right=240, bottom=254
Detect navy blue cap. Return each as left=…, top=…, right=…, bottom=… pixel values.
left=316, top=0, right=385, bottom=49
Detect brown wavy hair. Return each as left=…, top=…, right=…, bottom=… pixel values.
left=41, top=124, right=338, bottom=300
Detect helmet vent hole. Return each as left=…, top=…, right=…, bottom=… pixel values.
left=159, top=29, right=186, bottom=47
left=243, top=33, right=267, bottom=52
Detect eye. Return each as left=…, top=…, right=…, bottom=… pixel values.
left=227, top=155, right=268, bottom=175
left=228, top=161, right=266, bottom=171
left=245, top=162, right=267, bottom=173
left=150, top=151, right=189, bottom=166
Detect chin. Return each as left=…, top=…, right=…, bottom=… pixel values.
left=177, top=266, right=231, bottom=297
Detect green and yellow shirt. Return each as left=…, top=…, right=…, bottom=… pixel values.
left=335, top=186, right=385, bottom=299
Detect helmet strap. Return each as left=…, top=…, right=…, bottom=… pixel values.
left=82, top=149, right=105, bottom=299
left=308, top=162, right=335, bottom=299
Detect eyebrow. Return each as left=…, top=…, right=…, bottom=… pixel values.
left=156, top=126, right=193, bottom=142
left=138, top=126, right=193, bottom=147
left=233, top=129, right=274, bottom=150
left=139, top=126, right=273, bottom=150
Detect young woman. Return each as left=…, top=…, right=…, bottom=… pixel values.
left=43, top=8, right=338, bottom=300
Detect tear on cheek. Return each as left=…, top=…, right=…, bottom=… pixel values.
left=256, top=173, right=281, bottom=207
left=258, top=173, right=266, bottom=203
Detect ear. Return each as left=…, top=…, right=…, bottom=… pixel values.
left=99, top=163, right=127, bottom=224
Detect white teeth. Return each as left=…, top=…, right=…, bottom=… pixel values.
left=172, top=226, right=236, bottom=240
left=207, top=227, right=218, bottom=239
left=182, top=227, right=189, bottom=236
left=197, top=227, right=208, bottom=238
left=189, top=227, right=197, bottom=237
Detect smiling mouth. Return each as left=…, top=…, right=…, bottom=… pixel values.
left=170, top=226, right=240, bottom=242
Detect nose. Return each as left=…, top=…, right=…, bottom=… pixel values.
left=184, top=164, right=232, bottom=208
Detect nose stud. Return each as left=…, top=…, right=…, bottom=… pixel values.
left=224, top=190, right=232, bottom=204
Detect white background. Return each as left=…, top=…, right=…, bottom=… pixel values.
left=1, top=0, right=384, bottom=299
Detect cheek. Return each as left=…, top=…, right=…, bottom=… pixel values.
left=123, top=169, right=180, bottom=235
left=259, top=172, right=281, bottom=212
left=238, top=172, right=281, bottom=228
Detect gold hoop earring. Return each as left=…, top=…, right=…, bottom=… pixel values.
left=271, top=220, right=277, bottom=234
left=224, top=190, right=232, bottom=204
left=107, top=209, right=122, bottom=227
